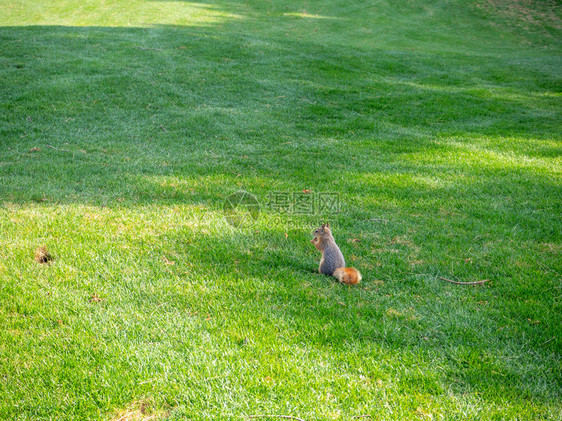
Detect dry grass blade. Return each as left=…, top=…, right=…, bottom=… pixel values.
left=439, top=276, right=490, bottom=285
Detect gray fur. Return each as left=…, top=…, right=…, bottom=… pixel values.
left=319, top=236, right=345, bottom=275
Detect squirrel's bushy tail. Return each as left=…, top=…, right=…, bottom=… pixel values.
left=333, top=267, right=362, bottom=285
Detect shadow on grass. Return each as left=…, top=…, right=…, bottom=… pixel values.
left=0, top=23, right=559, bottom=206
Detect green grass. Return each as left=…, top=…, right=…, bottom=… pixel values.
left=1, top=0, right=561, bottom=419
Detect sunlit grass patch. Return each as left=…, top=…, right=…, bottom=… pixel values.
left=0, top=0, right=243, bottom=28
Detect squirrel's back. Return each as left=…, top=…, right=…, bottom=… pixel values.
left=312, top=223, right=361, bottom=284
left=320, top=243, right=345, bottom=276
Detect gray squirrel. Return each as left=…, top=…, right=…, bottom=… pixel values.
left=311, top=223, right=362, bottom=285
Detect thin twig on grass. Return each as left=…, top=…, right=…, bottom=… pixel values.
left=439, top=276, right=490, bottom=285
left=46, top=144, right=74, bottom=153
left=135, top=46, right=163, bottom=51
left=542, top=337, right=556, bottom=345
left=246, top=416, right=305, bottom=421
left=366, top=218, right=390, bottom=224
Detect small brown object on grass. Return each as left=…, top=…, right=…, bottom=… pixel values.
left=162, top=256, right=175, bottom=265
left=89, top=294, right=104, bottom=303
left=110, top=398, right=168, bottom=421
left=34, top=246, right=53, bottom=264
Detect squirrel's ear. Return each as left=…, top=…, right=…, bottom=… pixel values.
left=326, top=222, right=330, bottom=228
left=321, top=223, right=325, bottom=229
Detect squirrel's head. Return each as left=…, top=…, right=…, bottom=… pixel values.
left=311, top=223, right=331, bottom=250
left=312, top=222, right=331, bottom=237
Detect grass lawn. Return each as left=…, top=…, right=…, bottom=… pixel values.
left=1, top=0, right=561, bottom=419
